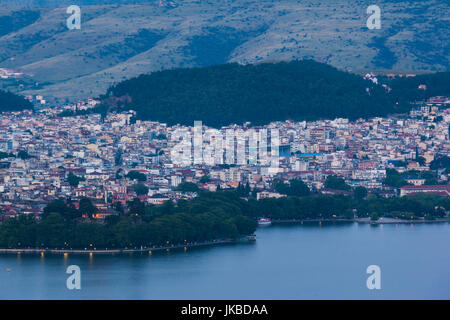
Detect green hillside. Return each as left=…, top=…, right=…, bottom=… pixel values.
left=384, top=72, right=450, bottom=105
left=0, top=10, right=40, bottom=37
left=103, top=60, right=403, bottom=127
left=0, top=89, right=33, bottom=112
left=0, top=1, right=447, bottom=103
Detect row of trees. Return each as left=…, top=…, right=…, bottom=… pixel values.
left=0, top=152, right=15, bottom=160
left=254, top=192, right=450, bottom=221
left=0, top=211, right=252, bottom=249
left=0, top=192, right=257, bottom=249
left=0, top=150, right=32, bottom=160
left=383, top=168, right=447, bottom=188
left=272, top=178, right=311, bottom=196
left=273, top=177, right=368, bottom=199
left=1, top=188, right=449, bottom=249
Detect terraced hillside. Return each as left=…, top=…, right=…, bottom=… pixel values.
left=0, top=0, right=448, bottom=104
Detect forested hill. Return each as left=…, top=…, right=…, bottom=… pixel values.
left=384, top=72, right=450, bottom=106
left=0, top=90, right=33, bottom=112
left=104, top=60, right=401, bottom=127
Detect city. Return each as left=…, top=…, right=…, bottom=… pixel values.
left=0, top=0, right=449, bottom=304
left=0, top=95, right=449, bottom=221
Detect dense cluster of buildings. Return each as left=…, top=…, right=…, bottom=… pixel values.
left=0, top=98, right=449, bottom=220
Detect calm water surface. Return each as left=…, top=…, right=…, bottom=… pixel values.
left=1, top=222, right=449, bottom=299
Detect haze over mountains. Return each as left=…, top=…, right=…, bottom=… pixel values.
left=0, top=0, right=448, bottom=104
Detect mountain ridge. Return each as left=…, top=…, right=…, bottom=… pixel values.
left=0, top=0, right=448, bottom=104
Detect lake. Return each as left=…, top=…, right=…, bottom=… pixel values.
left=1, top=222, right=449, bottom=299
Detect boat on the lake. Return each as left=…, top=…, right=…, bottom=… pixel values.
left=257, top=217, right=272, bottom=226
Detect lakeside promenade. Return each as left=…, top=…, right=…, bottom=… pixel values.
left=1, top=218, right=449, bottom=255
left=0, top=237, right=255, bottom=256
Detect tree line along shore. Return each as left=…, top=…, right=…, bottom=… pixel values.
left=0, top=183, right=449, bottom=251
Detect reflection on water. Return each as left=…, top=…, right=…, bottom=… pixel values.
left=0, top=222, right=449, bottom=299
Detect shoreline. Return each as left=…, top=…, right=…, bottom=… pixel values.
left=0, top=237, right=254, bottom=256
left=271, top=218, right=450, bottom=225
left=2, top=218, right=449, bottom=255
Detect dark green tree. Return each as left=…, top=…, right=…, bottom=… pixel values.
left=324, top=175, right=351, bottom=191
left=383, top=169, right=409, bottom=188
left=17, top=150, right=31, bottom=159
left=78, top=198, right=98, bottom=219
left=199, top=175, right=211, bottom=183
left=133, top=183, right=149, bottom=196
left=67, top=172, right=83, bottom=187
left=176, top=182, right=199, bottom=192
left=127, top=198, right=145, bottom=216
left=126, top=170, right=147, bottom=181
left=354, top=186, right=368, bottom=200
left=43, top=199, right=80, bottom=220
